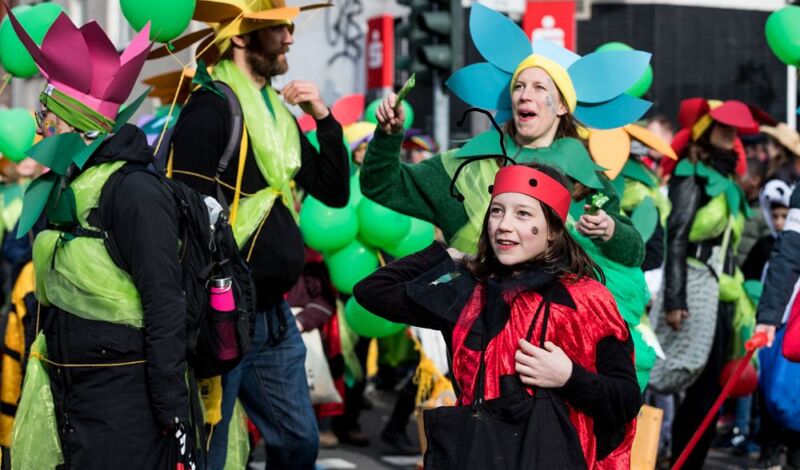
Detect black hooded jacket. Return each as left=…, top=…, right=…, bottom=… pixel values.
left=46, top=124, right=188, bottom=433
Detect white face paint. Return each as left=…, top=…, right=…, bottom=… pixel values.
left=510, top=67, right=567, bottom=149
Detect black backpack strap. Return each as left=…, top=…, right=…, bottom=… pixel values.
left=163, top=81, right=243, bottom=202
left=213, top=81, right=244, bottom=179
left=211, top=81, right=248, bottom=223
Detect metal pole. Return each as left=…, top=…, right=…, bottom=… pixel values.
left=788, top=65, right=797, bottom=129
left=433, top=71, right=450, bottom=151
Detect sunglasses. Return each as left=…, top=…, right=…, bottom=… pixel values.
left=35, top=107, right=48, bottom=129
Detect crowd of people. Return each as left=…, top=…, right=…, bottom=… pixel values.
left=0, top=1, right=798, bottom=470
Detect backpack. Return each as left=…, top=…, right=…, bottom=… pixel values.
left=94, top=81, right=255, bottom=379
left=96, top=164, right=256, bottom=379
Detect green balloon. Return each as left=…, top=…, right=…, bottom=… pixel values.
left=120, top=0, right=196, bottom=43
left=385, top=217, right=435, bottom=258
left=344, top=297, right=405, bottom=338
left=325, top=240, right=379, bottom=295
left=299, top=196, right=358, bottom=253
left=305, top=129, right=353, bottom=167
left=0, top=3, right=64, bottom=78
left=766, top=6, right=800, bottom=67
left=595, top=41, right=632, bottom=52
left=595, top=41, right=653, bottom=98
left=305, top=130, right=319, bottom=150
left=365, top=99, right=415, bottom=129
left=626, top=64, right=653, bottom=98
left=357, top=198, right=412, bottom=249
left=349, top=172, right=363, bottom=207
left=0, top=109, right=36, bottom=163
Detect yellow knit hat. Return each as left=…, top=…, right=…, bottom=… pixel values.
left=510, top=54, right=577, bottom=113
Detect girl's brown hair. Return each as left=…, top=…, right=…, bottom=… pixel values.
left=466, top=162, right=605, bottom=284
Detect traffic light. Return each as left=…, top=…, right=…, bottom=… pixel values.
left=396, top=0, right=464, bottom=82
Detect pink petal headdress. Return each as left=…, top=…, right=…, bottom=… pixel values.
left=6, top=3, right=152, bottom=124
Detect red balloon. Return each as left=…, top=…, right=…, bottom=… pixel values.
left=720, top=358, right=758, bottom=398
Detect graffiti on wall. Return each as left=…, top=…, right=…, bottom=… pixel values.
left=324, top=0, right=365, bottom=66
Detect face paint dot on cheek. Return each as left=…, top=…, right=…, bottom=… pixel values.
left=544, top=94, right=557, bottom=114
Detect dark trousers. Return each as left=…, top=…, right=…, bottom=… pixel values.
left=670, top=302, right=732, bottom=470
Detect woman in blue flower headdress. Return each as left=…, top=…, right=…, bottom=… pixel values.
left=360, top=3, right=657, bottom=391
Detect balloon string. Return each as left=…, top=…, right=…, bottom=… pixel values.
left=295, top=1, right=331, bottom=33
left=153, top=70, right=186, bottom=157
left=0, top=74, right=11, bottom=98
left=196, top=1, right=254, bottom=61
left=166, top=43, right=189, bottom=70
left=377, top=251, right=386, bottom=267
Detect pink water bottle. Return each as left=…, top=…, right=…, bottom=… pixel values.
left=209, top=277, right=239, bottom=361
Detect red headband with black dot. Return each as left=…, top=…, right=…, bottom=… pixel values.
left=490, top=165, right=571, bottom=222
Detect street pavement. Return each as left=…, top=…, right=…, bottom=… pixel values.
left=247, top=388, right=760, bottom=470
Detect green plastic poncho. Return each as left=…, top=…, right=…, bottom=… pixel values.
left=11, top=334, right=63, bottom=469
left=212, top=60, right=301, bottom=248
left=32, top=161, right=144, bottom=328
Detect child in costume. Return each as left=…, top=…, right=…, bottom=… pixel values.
left=364, top=4, right=656, bottom=390
left=6, top=8, right=196, bottom=470
left=649, top=98, right=759, bottom=469
left=741, top=178, right=792, bottom=281
left=354, top=162, right=640, bottom=469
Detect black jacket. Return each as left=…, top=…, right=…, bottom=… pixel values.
left=44, top=125, right=189, bottom=468
left=642, top=221, right=665, bottom=272
left=664, top=175, right=706, bottom=311
left=663, top=170, right=737, bottom=311
left=171, top=90, right=349, bottom=308
left=757, top=182, right=800, bottom=326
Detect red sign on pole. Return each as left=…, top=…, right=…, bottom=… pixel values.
left=366, top=15, right=394, bottom=90
left=522, top=1, right=576, bottom=52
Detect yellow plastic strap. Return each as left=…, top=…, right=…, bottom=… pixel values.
left=29, top=351, right=145, bottom=368
left=199, top=376, right=223, bottom=425
left=230, top=122, right=248, bottom=226
left=167, top=145, right=174, bottom=179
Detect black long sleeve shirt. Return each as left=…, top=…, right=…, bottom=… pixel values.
left=171, top=89, right=349, bottom=307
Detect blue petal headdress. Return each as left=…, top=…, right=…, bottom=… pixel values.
left=445, top=3, right=653, bottom=130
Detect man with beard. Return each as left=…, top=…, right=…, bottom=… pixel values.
left=169, top=1, right=349, bottom=468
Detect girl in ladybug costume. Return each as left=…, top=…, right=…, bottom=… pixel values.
left=354, top=162, right=640, bottom=469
